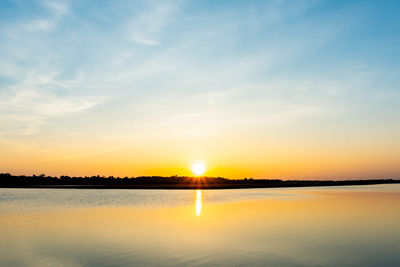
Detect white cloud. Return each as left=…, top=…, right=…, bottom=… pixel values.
left=131, top=34, right=160, bottom=46
left=129, top=3, right=177, bottom=46
left=0, top=71, right=105, bottom=135
left=42, top=0, right=69, bottom=15
left=25, top=19, right=54, bottom=31
left=22, top=0, right=69, bottom=32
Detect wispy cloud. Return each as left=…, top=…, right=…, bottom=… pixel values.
left=23, top=0, right=69, bottom=31
left=128, top=3, right=178, bottom=46
left=0, top=0, right=107, bottom=134
left=42, top=0, right=69, bottom=15
left=0, top=71, right=105, bottom=134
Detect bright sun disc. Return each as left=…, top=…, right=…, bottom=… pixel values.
left=192, top=161, right=206, bottom=176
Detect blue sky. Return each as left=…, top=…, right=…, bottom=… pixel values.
left=0, top=0, right=399, bottom=178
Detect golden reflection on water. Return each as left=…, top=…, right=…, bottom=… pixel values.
left=195, top=189, right=202, bottom=216
left=1, top=186, right=400, bottom=266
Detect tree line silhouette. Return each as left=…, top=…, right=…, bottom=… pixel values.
left=0, top=173, right=398, bottom=189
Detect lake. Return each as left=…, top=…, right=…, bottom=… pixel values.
left=0, top=185, right=399, bottom=266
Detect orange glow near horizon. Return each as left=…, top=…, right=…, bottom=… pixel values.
left=0, top=134, right=399, bottom=179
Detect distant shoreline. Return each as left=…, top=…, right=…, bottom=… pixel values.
left=0, top=173, right=399, bottom=190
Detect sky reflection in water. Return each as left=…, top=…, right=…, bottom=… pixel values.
left=0, top=185, right=400, bottom=266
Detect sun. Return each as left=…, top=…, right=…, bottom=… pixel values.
left=191, top=161, right=206, bottom=176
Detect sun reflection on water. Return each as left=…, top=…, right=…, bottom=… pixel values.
left=195, top=190, right=202, bottom=216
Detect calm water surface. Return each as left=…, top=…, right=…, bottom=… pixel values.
left=0, top=185, right=399, bottom=266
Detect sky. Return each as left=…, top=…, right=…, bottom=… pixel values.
left=0, top=0, right=399, bottom=179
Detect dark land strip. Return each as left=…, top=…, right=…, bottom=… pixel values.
left=1, top=173, right=399, bottom=189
